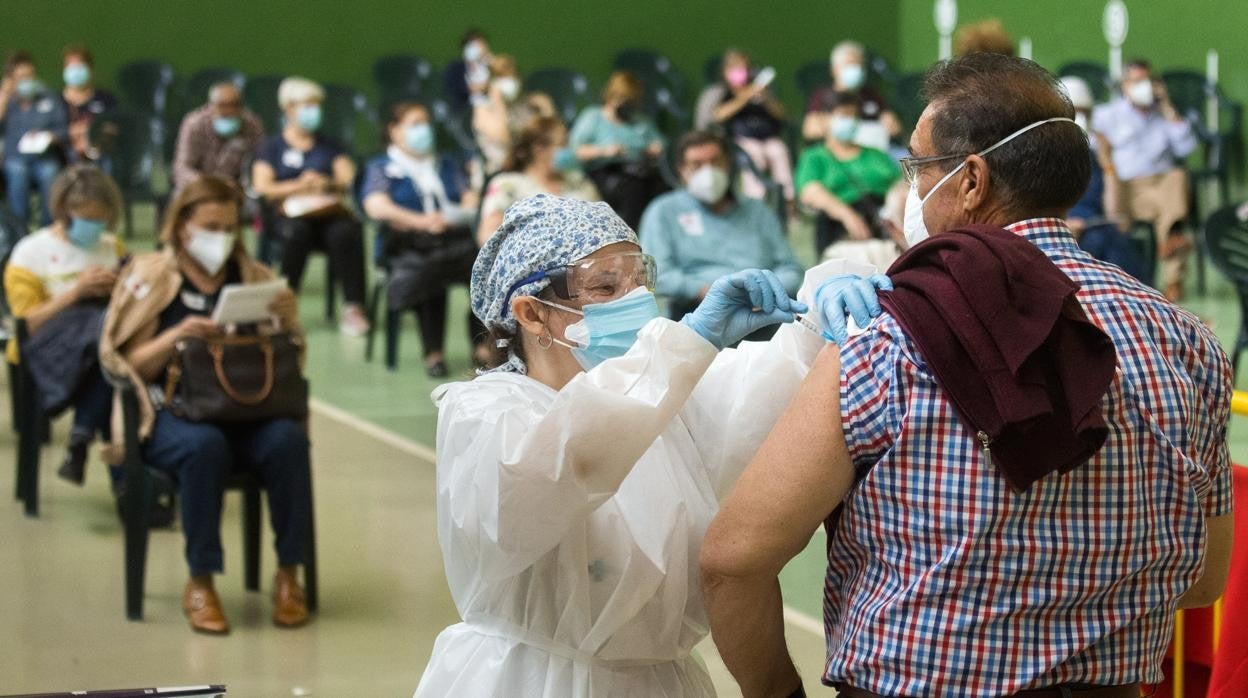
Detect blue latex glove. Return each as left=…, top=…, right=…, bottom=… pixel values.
left=814, top=273, right=894, bottom=345
left=681, top=269, right=809, bottom=350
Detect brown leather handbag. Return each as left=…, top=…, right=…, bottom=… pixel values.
left=164, top=333, right=308, bottom=423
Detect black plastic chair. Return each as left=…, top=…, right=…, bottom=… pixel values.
left=1057, top=61, right=1113, bottom=104
left=524, top=68, right=591, bottom=125
left=891, top=72, right=927, bottom=139
left=243, top=74, right=288, bottom=135
left=12, top=318, right=50, bottom=518
left=187, top=67, right=246, bottom=99
left=1, top=203, right=27, bottom=434
left=613, top=48, right=690, bottom=109
left=116, top=60, right=175, bottom=116
left=112, top=379, right=318, bottom=621
left=794, top=59, right=833, bottom=106
left=321, top=84, right=374, bottom=157
left=1203, top=204, right=1248, bottom=375
left=372, top=55, right=434, bottom=100
left=89, top=109, right=163, bottom=237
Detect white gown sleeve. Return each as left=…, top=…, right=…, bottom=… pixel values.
left=435, top=318, right=717, bottom=582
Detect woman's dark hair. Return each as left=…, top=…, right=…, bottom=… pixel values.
left=62, top=44, right=93, bottom=66
left=816, top=90, right=861, bottom=113
left=502, top=115, right=565, bottom=173
left=4, top=50, right=33, bottom=75
left=382, top=100, right=429, bottom=148
left=460, top=28, right=487, bottom=49
left=484, top=286, right=556, bottom=370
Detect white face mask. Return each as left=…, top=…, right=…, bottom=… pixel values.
left=1127, top=79, right=1155, bottom=108
left=902, top=117, right=1079, bottom=248
left=494, top=77, right=520, bottom=102
left=185, top=226, right=236, bottom=275
left=686, top=165, right=731, bottom=204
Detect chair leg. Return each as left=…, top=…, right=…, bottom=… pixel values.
left=364, top=279, right=384, bottom=362
left=304, top=477, right=318, bottom=612
left=16, top=364, right=40, bottom=517
left=385, top=308, right=401, bottom=371
left=8, top=360, right=20, bottom=435
left=243, top=485, right=262, bottom=592
left=121, top=397, right=150, bottom=621
left=324, top=262, right=337, bottom=323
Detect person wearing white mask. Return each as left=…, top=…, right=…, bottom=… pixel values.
left=414, top=193, right=890, bottom=697
left=100, top=175, right=312, bottom=635
left=473, top=54, right=531, bottom=173
left=801, top=40, right=901, bottom=144
left=363, top=101, right=484, bottom=376
left=252, top=76, right=370, bottom=335
left=795, top=91, right=905, bottom=258
left=1091, top=58, right=1198, bottom=301
left=640, top=130, right=802, bottom=331
left=444, top=28, right=493, bottom=114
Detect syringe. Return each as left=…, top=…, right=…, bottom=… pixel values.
left=794, top=314, right=823, bottom=336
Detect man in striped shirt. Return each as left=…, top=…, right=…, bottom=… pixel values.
left=700, top=53, right=1233, bottom=698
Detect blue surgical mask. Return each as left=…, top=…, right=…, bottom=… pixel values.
left=212, top=116, right=242, bottom=137
left=829, top=115, right=859, bottom=143
left=553, top=147, right=578, bottom=173
left=539, top=287, right=660, bottom=369
left=404, top=123, right=434, bottom=154
left=296, top=104, right=322, bottom=132
left=67, top=217, right=107, bottom=248
left=16, top=78, right=41, bottom=100
left=63, top=63, right=91, bottom=88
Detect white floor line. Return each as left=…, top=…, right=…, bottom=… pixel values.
left=308, top=395, right=826, bottom=637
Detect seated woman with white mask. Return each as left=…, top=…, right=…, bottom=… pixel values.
left=414, top=194, right=891, bottom=697
left=99, top=176, right=312, bottom=635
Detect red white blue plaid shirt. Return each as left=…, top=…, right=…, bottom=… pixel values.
left=827, top=218, right=1234, bottom=696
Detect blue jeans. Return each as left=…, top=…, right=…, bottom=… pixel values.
left=142, top=411, right=311, bottom=577
left=4, top=154, right=60, bottom=226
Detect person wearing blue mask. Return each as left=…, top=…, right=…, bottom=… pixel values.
left=59, top=45, right=117, bottom=167
left=0, top=50, right=68, bottom=226
left=414, top=194, right=890, bottom=697
left=477, top=114, right=600, bottom=246
left=172, top=82, right=264, bottom=192
left=801, top=40, right=902, bottom=145
left=4, top=164, right=125, bottom=486
left=253, top=76, right=369, bottom=336
left=362, top=101, right=484, bottom=376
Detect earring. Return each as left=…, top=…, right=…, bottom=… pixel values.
left=537, top=334, right=554, bottom=349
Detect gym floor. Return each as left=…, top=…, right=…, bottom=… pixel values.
left=3, top=205, right=1245, bottom=695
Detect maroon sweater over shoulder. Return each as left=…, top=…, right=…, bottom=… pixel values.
left=878, top=224, right=1118, bottom=491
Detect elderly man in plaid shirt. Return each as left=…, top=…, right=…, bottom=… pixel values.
left=701, top=54, right=1233, bottom=698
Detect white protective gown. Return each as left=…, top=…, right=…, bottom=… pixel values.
left=414, top=316, right=823, bottom=698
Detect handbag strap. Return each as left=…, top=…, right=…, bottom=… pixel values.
left=210, top=340, right=275, bottom=405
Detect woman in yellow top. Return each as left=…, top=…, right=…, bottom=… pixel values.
left=4, top=163, right=124, bottom=485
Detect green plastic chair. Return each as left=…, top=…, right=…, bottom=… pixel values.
left=116, top=59, right=174, bottom=116
left=89, top=109, right=162, bottom=236
left=524, top=68, right=591, bottom=124
left=1057, top=61, right=1113, bottom=104
left=244, top=74, right=288, bottom=135
left=321, top=84, right=375, bottom=156
left=1203, top=203, right=1248, bottom=375
left=373, top=55, right=434, bottom=99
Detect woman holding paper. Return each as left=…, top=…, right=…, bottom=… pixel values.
left=251, top=76, right=369, bottom=336
left=99, top=176, right=313, bottom=635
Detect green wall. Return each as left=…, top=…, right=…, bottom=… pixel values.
left=898, top=0, right=1248, bottom=113
left=0, top=0, right=899, bottom=120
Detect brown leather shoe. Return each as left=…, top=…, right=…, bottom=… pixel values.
left=182, top=577, right=229, bottom=635
left=272, top=567, right=309, bottom=628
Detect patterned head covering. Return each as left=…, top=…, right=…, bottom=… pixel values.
left=471, top=193, right=639, bottom=373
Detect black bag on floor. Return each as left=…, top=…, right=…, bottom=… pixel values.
left=386, top=229, right=477, bottom=312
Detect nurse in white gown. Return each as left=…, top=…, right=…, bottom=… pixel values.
left=415, top=194, right=887, bottom=697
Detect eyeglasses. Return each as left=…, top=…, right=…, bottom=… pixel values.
left=898, top=153, right=970, bottom=184
left=503, top=252, right=657, bottom=316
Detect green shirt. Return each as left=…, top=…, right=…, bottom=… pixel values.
left=793, top=145, right=900, bottom=204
